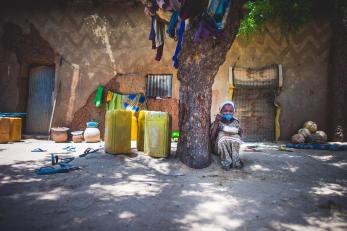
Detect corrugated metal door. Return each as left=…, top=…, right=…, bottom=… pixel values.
left=26, top=66, right=54, bottom=134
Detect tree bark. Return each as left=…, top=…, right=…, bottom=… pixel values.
left=177, top=0, right=246, bottom=168
left=328, top=0, right=347, bottom=142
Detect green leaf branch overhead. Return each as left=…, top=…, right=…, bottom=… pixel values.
left=238, top=0, right=313, bottom=37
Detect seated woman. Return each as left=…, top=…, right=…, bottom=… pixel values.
left=211, top=100, right=243, bottom=170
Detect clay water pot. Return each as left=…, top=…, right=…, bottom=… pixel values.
left=51, top=127, right=69, bottom=143
left=84, top=122, right=100, bottom=142
left=71, top=131, right=84, bottom=143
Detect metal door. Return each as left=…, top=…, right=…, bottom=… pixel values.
left=230, top=65, right=281, bottom=142
left=26, top=66, right=54, bottom=134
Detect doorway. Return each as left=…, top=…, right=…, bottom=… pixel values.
left=230, top=64, right=282, bottom=142
left=26, top=66, right=55, bottom=135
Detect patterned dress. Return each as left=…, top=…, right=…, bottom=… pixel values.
left=213, top=119, right=242, bottom=168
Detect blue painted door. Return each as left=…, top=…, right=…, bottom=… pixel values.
left=26, top=66, right=54, bottom=134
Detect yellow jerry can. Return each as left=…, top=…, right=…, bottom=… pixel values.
left=0, top=117, right=10, bottom=144
left=137, top=110, right=147, bottom=151
left=144, top=111, right=171, bottom=158
left=9, top=117, right=22, bottom=142
left=105, top=110, right=132, bottom=154
left=131, top=112, right=138, bottom=141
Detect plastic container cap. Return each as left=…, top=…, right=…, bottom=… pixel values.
left=86, top=122, right=98, bottom=127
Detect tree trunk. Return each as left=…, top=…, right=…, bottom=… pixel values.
left=328, top=0, right=347, bottom=142
left=177, top=0, right=246, bottom=168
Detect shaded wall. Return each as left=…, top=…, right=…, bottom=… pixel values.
left=0, top=45, right=20, bottom=112
left=0, top=3, right=179, bottom=132
left=212, top=19, right=332, bottom=140
left=0, top=22, right=55, bottom=113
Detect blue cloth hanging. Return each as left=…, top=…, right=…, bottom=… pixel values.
left=167, top=11, right=179, bottom=38
left=207, top=0, right=231, bottom=31
left=172, top=20, right=185, bottom=69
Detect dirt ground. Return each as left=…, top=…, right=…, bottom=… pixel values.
left=0, top=140, right=347, bottom=231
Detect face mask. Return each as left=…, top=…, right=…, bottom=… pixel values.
left=223, top=114, right=233, bottom=121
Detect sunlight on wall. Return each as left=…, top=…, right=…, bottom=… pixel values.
left=67, top=63, right=80, bottom=122
left=86, top=14, right=117, bottom=75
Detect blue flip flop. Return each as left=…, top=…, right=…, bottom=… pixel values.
left=62, top=146, right=76, bottom=152
left=35, top=166, right=70, bottom=175
left=31, top=148, right=47, bottom=152
left=35, top=163, right=80, bottom=175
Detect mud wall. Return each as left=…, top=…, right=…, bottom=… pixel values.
left=0, top=3, right=333, bottom=140
left=0, top=3, right=179, bottom=132
left=70, top=74, right=180, bottom=138
left=212, top=19, right=332, bottom=140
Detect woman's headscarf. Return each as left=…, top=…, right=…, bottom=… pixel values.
left=219, top=100, right=236, bottom=112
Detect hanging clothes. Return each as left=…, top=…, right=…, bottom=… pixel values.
left=194, top=0, right=232, bottom=41
left=172, top=20, right=185, bottom=68
left=156, top=0, right=173, bottom=11
left=180, top=0, right=204, bottom=20
left=207, top=0, right=231, bottom=30
left=155, top=43, right=164, bottom=61
left=167, top=11, right=179, bottom=38
left=154, top=18, right=165, bottom=61
left=149, top=16, right=165, bottom=61
left=123, top=94, right=146, bottom=112
left=106, top=91, right=113, bottom=102
left=106, top=92, right=146, bottom=112
left=169, top=0, right=182, bottom=11
left=154, top=18, right=165, bottom=48
left=144, top=0, right=158, bottom=16
left=157, top=8, right=173, bottom=22
left=107, top=93, right=123, bottom=111
left=149, top=16, right=156, bottom=48
left=194, top=18, right=216, bottom=41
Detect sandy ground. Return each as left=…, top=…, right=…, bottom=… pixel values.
left=0, top=140, right=347, bottom=231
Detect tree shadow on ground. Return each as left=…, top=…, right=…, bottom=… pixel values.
left=0, top=146, right=347, bottom=231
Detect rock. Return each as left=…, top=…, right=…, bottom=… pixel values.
left=308, top=131, right=328, bottom=144
left=298, top=128, right=311, bottom=138
left=303, top=121, right=318, bottom=133
left=291, top=134, right=305, bottom=144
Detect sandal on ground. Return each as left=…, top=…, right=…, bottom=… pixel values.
left=31, top=148, right=47, bottom=152
left=79, top=147, right=99, bottom=157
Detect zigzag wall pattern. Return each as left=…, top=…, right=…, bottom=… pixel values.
left=0, top=5, right=332, bottom=138
left=21, top=5, right=178, bottom=126
left=213, top=19, right=333, bottom=139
